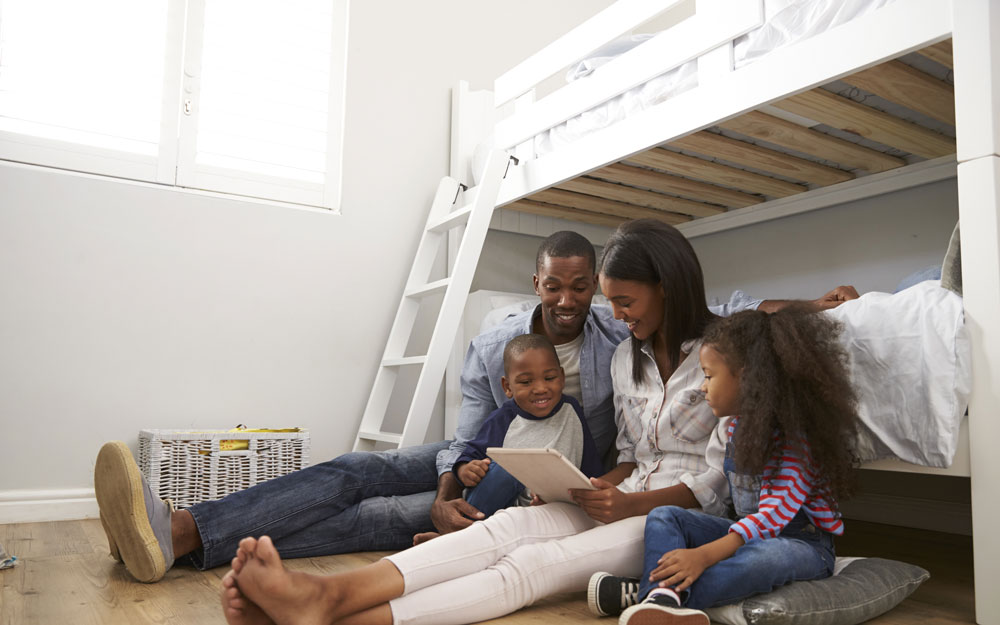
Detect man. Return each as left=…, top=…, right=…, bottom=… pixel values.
left=94, top=231, right=855, bottom=582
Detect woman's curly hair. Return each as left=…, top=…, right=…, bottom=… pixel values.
left=702, top=307, right=860, bottom=504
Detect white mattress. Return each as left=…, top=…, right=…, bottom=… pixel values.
left=476, top=0, right=897, bottom=174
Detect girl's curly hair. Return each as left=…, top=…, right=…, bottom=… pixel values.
left=702, top=307, right=860, bottom=504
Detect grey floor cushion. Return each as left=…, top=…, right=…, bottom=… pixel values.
left=705, top=557, right=929, bottom=625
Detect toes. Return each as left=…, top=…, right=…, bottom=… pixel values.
left=254, top=536, right=280, bottom=566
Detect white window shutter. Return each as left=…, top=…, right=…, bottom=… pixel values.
left=176, top=0, right=348, bottom=208
left=0, top=0, right=171, bottom=181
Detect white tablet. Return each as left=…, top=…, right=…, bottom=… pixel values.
left=485, top=447, right=596, bottom=504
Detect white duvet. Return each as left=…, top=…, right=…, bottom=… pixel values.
left=824, top=280, right=970, bottom=467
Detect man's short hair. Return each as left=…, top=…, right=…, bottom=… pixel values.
left=535, top=231, right=596, bottom=274
left=503, top=333, right=560, bottom=376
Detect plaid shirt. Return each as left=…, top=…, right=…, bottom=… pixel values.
left=611, top=337, right=731, bottom=516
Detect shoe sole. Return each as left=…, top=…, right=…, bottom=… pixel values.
left=587, top=572, right=611, bottom=617
left=619, top=606, right=709, bottom=625
left=94, top=441, right=166, bottom=582
left=100, top=513, right=122, bottom=562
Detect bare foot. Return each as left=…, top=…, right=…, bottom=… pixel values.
left=237, top=536, right=342, bottom=625
left=412, top=532, right=440, bottom=546
left=221, top=569, right=275, bottom=625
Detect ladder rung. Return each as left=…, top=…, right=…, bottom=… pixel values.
left=382, top=356, right=427, bottom=367
left=356, top=430, right=402, bottom=444
left=428, top=203, right=473, bottom=233
left=405, top=277, right=451, bottom=299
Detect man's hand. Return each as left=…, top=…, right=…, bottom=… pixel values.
left=456, top=459, right=490, bottom=487
left=758, top=285, right=860, bottom=313
left=649, top=547, right=713, bottom=592
left=570, top=477, right=632, bottom=523
left=430, top=472, right=484, bottom=534
left=811, top=285, right=859, bottom=310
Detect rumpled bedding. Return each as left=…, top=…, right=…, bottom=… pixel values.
left=824, top=280, right=970, bottom=467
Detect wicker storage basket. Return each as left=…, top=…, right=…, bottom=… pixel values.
left=138, top=429, right=310, bottom=509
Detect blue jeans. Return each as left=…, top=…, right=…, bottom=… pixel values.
left=639, top=506, right=835, bottom=609
left=185, top=440, right=449, bottom=569
left=465, top=463, right=524, bottom=518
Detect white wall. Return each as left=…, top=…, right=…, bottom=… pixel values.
left=0, top=0, right=615, bottom=519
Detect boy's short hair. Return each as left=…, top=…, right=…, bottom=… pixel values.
left=503, top=334, right=560, bottom=376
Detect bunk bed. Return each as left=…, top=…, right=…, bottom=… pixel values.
left=448, top=1, right=999, bottom=623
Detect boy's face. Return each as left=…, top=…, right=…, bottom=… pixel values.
left=501, top=347, right=565, bottom=418
left=699, top=344, right=741, bottom=418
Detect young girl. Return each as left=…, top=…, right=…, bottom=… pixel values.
left=594, top=308, right=860, bottom=624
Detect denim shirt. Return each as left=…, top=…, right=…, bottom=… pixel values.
left=436, top=304, right=630, bottom=475
left=435, top=290, right=762, bottom=476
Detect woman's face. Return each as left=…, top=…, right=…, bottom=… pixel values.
left=599, top=275, right=665, bottom=341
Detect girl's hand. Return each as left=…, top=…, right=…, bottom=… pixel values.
left=649, top=548, right=712, bottom=592
left=570, top=477, right=631, bottom=523
left=529, top=493, right=546, bottom=506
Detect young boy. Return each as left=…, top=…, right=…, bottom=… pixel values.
left=453, top=333, right=604, bottom=518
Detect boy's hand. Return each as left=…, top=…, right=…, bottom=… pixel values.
left=456, top=458, right=490, bottom=487
left=650, top=547, right=712, bottom=592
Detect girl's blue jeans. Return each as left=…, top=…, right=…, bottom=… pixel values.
left=638, top=506, right=836, bottom=609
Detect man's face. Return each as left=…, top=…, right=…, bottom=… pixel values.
left=533, top=255, right=598, bottom=345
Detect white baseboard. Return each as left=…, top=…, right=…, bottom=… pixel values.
left=0, top=488, right=99, bottom=524
left=840, top=492, right=973, bottom=536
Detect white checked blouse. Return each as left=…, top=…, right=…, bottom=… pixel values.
left=611, top=337, right=731, bottom=516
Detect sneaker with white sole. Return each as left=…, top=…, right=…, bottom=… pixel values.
left=588, top=571, right=642, bottom=617
left=94, top=441, right=175, bottom=582
left=618, top=590, right=709, bottom=625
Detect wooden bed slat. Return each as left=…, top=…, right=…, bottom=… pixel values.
left=624, top=148, right=808, bottom=198
left=671, top=131, right=854, bottom=186
left=840, top=60, right=955, bottom=126
left=591, top=163, right=762, bottom=209
left=774, top=89, right=956, bottom=159
left=530, top=188, right=695, bottom=224
left=719, top=110, right=906, bottom=173
left=915, top=39, right=953, bottom=69
left=557, top=176, right=724, bottom=218
left=507, top=200, right=629, bottom=227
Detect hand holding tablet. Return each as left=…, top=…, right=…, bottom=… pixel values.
left=485, top=447, right=596, bottom=504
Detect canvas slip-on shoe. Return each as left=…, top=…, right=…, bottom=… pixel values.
left=619, top=590, right=710, bottom=625
left=94, top=441, right=175, bottom=582
left=588, top=571, right=642, bottom=617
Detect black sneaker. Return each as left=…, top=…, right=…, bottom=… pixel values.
left=588, top=572, right=641, bottom=617
left=618, top=590, right=709, bottom=625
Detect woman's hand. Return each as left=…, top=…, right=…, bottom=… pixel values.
left=649, top=547, right=712, bottom=592
left=570, top=477, right=632, bottom=523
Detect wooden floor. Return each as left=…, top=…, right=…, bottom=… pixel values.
left=0, top=518, right=977, bottom=624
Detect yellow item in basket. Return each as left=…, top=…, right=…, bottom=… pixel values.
left=218, top=427, right=302, bottom=452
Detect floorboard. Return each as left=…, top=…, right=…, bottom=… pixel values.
left=0, top=518, right=976, bottom=624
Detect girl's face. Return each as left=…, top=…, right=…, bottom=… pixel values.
left=598, top=275, right=665, bottom=342
left=699, top=344, right=741, bottom=418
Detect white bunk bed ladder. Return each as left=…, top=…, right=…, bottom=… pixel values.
left=353, top=150, right=513, bottom=452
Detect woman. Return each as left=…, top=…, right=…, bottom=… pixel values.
left=221, top=220, right=737, bottom=625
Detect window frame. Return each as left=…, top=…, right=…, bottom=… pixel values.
left=0, top=0, right=350, bottom=211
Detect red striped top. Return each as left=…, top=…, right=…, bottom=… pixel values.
left=727, top=417, right=843, bottom=542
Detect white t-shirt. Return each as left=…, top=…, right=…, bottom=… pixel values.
left=554, top=333, right=585, bottom=406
